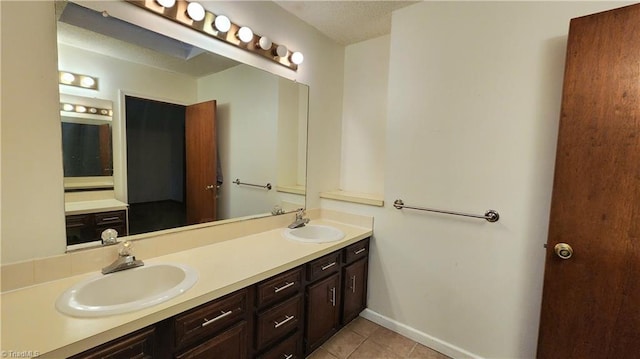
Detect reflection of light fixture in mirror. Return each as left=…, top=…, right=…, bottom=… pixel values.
left=258, top=36, right=272, bottom=50
left=186, top=2, right=205, bottom=21
left=274, top=44, right=288, bottom=58
left=59, top=71, right=99, bottom=90
left=187, top=2, right=205, bottom=21
left=156, top=0, right=176, bottom=8
left=60, top=103, right=111, bottom=117
left=237, top=26, right=254, bottom=43
left=290, top=52, right=304, bottom=65
left=214, top=15, right=231, bottom=32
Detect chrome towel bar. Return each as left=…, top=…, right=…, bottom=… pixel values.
left=393, top=199, right=499, bottom=223
left=233, top=178, right=272, bottom=190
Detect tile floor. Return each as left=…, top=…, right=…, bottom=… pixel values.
left=306, top=317, right=451, bottom=359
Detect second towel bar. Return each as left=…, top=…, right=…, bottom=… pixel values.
left=233, top=178, right=272, bottom=190
left=393, top=199, right=499, bottom=223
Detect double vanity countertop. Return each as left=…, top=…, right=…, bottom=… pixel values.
left=0, top=219, right=372, bottom=358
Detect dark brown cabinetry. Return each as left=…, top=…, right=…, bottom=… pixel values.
left=175, top=321, right=248, bottom=359
left=342, top=258, right=367, bottom=324
left=305, top=272, right=341, bottom=353
left=66, top=210, right=127, bottom=245
left=69, top=326, right=156, bottom=359
left=68, top=237, right=370, bottom=359
left=341, top=240, right=369, bottom=325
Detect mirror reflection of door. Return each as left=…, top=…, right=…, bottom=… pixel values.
left=185, top=100, right=218, bottom=225
left=125, top=96, right=218, bottom=235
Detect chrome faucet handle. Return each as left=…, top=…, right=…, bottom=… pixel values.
left=118, top=240, right=134, bottom=257
left=296, top=208, right=306, bottom=219
left=101, top=228, right=118, bottom=245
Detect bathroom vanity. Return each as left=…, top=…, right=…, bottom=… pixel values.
left=0, top=218, right=371, bottom=358
left=68, top=237, right=370, bottom=358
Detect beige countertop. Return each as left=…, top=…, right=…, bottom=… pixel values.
left=64, top=199, right=128, bottom=215
left=0, top=219, right=372, bottom=358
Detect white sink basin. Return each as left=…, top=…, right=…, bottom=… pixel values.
left=283, top=224, right=345, bottom=243
left=56, top=263, right=198, bottom=317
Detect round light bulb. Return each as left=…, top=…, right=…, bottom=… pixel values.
left=214, top=15, right=231, bottom=32
left=275, top=44, right=288, bottom=58
left=80, top=76, right=95, bottom=88
left=62, top=104, right=74, bottom=112
left=290, top=51, right=304, bottom=65
left=156, top=0, right=175, bottom=8
left=88, top=108, right=98, bottom=114
left=60, top=72, right=75, bottom=84
left=258, top=36, right=272, bottom=50
left=237, top=26, right=253, bottom=43
left=75, top=105, right=87, bottom=113
left=186, top=2, right=205, bottom=21
left=100, top=109, right=109, bottom=115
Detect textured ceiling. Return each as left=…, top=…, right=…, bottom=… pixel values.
left=274, top=1, right=418, bottom=45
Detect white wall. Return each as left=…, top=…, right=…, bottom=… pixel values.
left=323, top=2, right=634, bottom=358
left=1, top=1, right=66, bottom=263
left=340, top=35, right=389, bottom=195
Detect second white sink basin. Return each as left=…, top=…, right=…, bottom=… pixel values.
left=56, top=263, right=198, bottom=317
left=283, top=224, right=345, bottom=243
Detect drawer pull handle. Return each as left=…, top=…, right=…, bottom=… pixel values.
left=321, top=262, right=337, bottom=271
left=283, top=355, right=293, bottom=359
left=202, top=310, right=233, bottom=327
left=351, top=275, right=357, bottom=293
left=329, top=287, right=336, bottom=307
left=354, top=248, right=366, bottom=255
left=100, top=217, right=121, bottom=221
left=274, top=281, right=295, bottom=293
left=274, top=315, right=295, bottom=328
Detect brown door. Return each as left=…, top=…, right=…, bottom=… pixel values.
left=537, top=4, right=640, bottom=358
left=185, top=100, right=217, bottom=225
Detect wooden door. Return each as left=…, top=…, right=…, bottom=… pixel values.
left=537, top=4, right=640, bottom=358
left=342, top=258, right=367, bottom=325
left=185, top=100, right=217, bottom=225
left=305, top=273, right=340, bottom=354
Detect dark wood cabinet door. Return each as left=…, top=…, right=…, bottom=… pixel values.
left=305, top=272, right=340, bottom=354
left=342, top=258, right=367, bottom=325
left=175, top=321, right=248, bottom=359
left=69, top=326, right=155, bottom=359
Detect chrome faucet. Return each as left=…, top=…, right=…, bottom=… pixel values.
left=288, top=208, right=310, bottom=229
left=102, top=241, right=144, bottom=274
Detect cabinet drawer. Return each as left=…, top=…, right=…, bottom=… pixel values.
left=94, top=210, right=126, bottom=226
left=70, top=326, right=155, bottom=359
left=256, top=266, right=302, bottom=309
left=175, top=321, right=248, bottom=359
left=256, top=331, right=302, bottom=359
left=306, top=251, right=341, bottom=282
left=174, top=289, right=248, bottom=350
left=255, top=293, right=303, bottom=351
left=344, top=238, right=370, bottom=264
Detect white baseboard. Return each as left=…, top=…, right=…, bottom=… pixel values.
left=359, top=308, right=484, bottom=359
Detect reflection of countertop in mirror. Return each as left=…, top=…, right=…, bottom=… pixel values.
left=64, top=199, right=129, bottom=215
left=1, top=219, right=372, bottom=358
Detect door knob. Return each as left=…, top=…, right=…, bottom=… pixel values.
left=205, top=185, right=214, bottom=190
left=554, top=243, right=573, bottom=260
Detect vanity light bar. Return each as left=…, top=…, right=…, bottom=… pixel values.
left=58, top=71, right=99, bottom=90
left=128, top=0, right=303, bottom=71
left=60, top=103, right=112, bottom=117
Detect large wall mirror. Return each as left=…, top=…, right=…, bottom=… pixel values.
left=57, top=1, right=308, bottom=250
